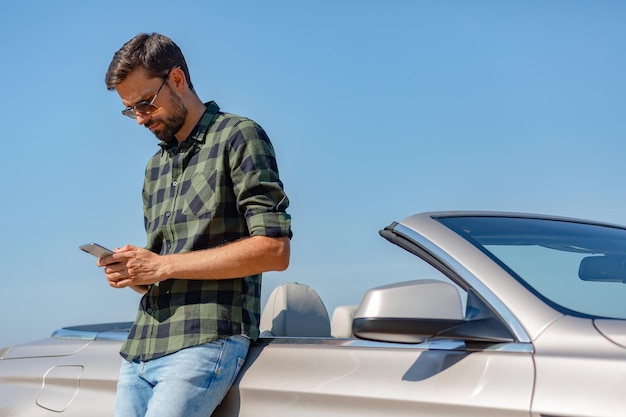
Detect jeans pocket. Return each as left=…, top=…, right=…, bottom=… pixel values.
left=229, top=356, right=246, bottom=387
left=222, top=335, right=250, bottom=386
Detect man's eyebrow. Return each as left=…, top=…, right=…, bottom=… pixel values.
left=123, top=92, right=154, bottom=108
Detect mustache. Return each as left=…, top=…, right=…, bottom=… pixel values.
left=145, top=119, right=158, bottom=128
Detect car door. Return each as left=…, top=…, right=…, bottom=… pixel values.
left=215, top=335, right=533, bottom=417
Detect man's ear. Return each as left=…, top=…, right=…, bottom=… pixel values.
left=169, top=67, right=187, bottom=92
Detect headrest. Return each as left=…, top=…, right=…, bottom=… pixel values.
left=260, top=282, right=331, bottom=337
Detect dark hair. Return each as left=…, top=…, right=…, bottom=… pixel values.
left=105, top=33, right=193, bottom=91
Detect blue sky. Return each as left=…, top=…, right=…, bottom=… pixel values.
left=2, top=1, right=625, bottom=345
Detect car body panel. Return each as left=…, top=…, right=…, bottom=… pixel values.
left=1, top=339, right=91, bottom=360
left=0, top=340, right=121, bottom=416
left=214, top=338, right=534, bottom=417
left=594, top=319, right=626, bottom=348
left=531, top=316, right=626, bottom=417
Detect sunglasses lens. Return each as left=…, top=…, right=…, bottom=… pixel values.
left=121, top=102, right=158, bottom=119
left=122, top=108, right=137, bottom=118
left=135, top=102, right=157, bottom=115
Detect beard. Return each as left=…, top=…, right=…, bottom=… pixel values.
left=146, top=92, right=187, bottom=141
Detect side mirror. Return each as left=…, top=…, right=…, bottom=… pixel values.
left=352, top=280, right=515, bottom=344
left=352, top=280, right=464, bottom=343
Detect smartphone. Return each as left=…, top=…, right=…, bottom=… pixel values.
left=79, top=243, right=115, bottom=259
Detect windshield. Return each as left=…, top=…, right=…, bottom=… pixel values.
left=437, top=215, right=626, bottom=319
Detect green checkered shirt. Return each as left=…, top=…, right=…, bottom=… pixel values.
left=120, top=101, right=292, bottom=362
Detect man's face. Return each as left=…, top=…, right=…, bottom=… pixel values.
left=116, top=68, right=187, bottom=141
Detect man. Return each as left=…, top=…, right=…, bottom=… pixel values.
left=100, top=33, right=292, bottom=417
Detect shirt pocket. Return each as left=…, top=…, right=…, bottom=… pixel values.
left=181, top=171, right=218, bottom=218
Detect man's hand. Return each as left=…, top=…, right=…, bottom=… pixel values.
left=98, top=245, right=164, bottom=292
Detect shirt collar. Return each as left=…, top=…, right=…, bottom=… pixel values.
left=158, top=101, right=221, bottom=155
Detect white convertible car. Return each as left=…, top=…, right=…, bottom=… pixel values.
left=2, top=211, right=626, bottom=416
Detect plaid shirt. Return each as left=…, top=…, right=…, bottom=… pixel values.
left=120, top=101, right=292, bottom=362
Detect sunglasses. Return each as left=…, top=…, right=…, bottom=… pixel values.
left=121, top=66, right=179, bottom=119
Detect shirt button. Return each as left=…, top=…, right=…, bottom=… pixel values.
left=146, top=308, right=153, bottom=314
left=165, top=212, right=171, bottom=217
left=172, top=181, right=178, bottom=187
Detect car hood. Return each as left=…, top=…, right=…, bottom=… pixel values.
left=0, top=338, right=90, bottom=359
left=1, top=322, right=130, bottom=360
left=594, top=319, right=626, bottom=349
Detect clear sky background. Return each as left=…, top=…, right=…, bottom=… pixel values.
left=2, top=1, right=625, bottom=346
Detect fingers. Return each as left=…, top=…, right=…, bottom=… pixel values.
left=104, top=259, right=130, bottom=288
left=105, top=253, right=144, bottom=288
left=117, top=244, right=140, bottom=252
left=101, top=246, right=159, bottom=289
left=109, top=278, right=132, bottom=289
left=107, top=271, right=133, bottom=289
left=100, top=250, right=137, bottom=267
left=97, top=245, right=139, bottom=266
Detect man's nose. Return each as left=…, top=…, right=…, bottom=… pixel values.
left=136, top=113, right=151, bottom=125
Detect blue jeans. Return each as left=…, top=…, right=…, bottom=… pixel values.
left=115, top=335, right=250, bottom=417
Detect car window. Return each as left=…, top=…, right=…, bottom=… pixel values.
left=438, top=216, right=626, bottom=319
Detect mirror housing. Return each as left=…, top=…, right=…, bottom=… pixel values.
left=352, top=280, right=515, bottom=344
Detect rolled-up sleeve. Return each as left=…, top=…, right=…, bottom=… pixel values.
left=228, top=119, right=292, bottom=239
